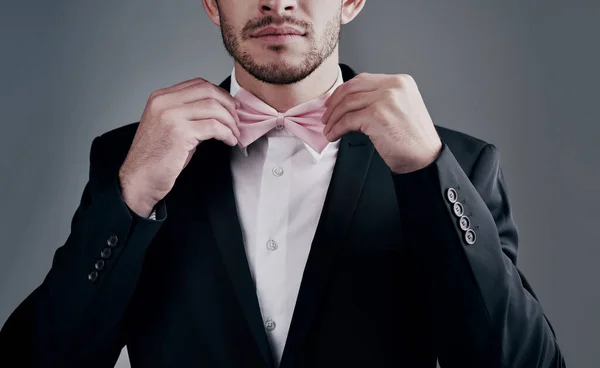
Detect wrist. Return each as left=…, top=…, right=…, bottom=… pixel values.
left=391, top=143, right=443, bottom=174
left=118, top=170, right=157, bottom=218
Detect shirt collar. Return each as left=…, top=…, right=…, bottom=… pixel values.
left=230, top=65, right=344, bottom=163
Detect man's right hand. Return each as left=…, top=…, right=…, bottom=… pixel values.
left=118, top=78, right=241, bottom=217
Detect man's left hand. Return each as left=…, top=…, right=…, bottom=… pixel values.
left=322, top=73, right=443, bottom=174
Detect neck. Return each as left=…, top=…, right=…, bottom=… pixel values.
left=234, top=50, right=340, bottom=112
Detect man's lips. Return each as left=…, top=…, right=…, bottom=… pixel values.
left=251, top=26, right=305, bottom=37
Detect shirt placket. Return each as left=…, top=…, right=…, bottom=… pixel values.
left=253, top=134, right=294, bottom=362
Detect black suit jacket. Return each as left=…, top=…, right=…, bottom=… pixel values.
left=0, top=64, right=565, bottom=367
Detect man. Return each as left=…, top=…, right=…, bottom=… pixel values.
left=0, top=0, right=565, bottom=367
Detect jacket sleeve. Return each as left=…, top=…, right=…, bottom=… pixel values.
left=390, top=143, right=565, bottom=368
left=0, top=135, right=167, bottom=368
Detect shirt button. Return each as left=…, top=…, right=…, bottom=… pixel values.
left=272, top=166, right=284, bottom=177
left=266, top=239, right=278, bottom=251
left=265, top=319, right=276, bottom=331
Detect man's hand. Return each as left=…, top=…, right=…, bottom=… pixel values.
left=119, top=78, right=241, bottom=217
left=322, top=73, right=442, bottom=174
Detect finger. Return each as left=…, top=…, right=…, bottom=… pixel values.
left=177, top=99, right=241, bottom=139
left=154, top=77, right=208, bottom=97
left=322, top=90, right=377, bottom=136
left=192, top=118, right=239, bottom=147
left=324, top=110, right=365, bottom=142
left=165, top=77, right=209, bottom=93
left=323, top=74, right=379, bottom=122
left=172, top=83, right=240, bottom=126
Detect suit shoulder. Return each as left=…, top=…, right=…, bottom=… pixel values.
left=97, top=121, right=140, bottom=146
left=435, top=125, right=490, bottom=152
left=89, top=122, right=140, bottom=169
left=95, top=121, right=140, bottom=152
left=434, top=125, right=493, bottom=174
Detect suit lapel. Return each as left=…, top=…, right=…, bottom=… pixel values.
left=279, top=65, right=375, bottom=367
left=278, top=131, right=374, bottom=367
left=198, top=137, right=274, bottom=368
left=200, top=65, right=373, bottom=368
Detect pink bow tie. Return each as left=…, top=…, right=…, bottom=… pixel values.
left=234, top=87, right=333, bottom=153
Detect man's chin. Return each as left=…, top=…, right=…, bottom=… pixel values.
left=250, top=50, right=306, bottom=64
left=245, top=64, right=314, bottom=85
left=256, top=61, right=305, bottom=74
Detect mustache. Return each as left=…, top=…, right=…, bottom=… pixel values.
left=242, top=15, right=312, bottom=38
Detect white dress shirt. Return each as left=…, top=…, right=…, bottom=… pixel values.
left=146, top=66, right=343, bottom=364
left=229, top=66, right=343, bottom=365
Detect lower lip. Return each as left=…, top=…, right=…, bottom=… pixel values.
left=253, top=34, right=304, bottom=43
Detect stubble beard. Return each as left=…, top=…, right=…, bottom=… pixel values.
left=218, top=12, right=341, bottom=85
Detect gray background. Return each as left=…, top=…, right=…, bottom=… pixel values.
left=0, top=1, right=597, bottom=367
